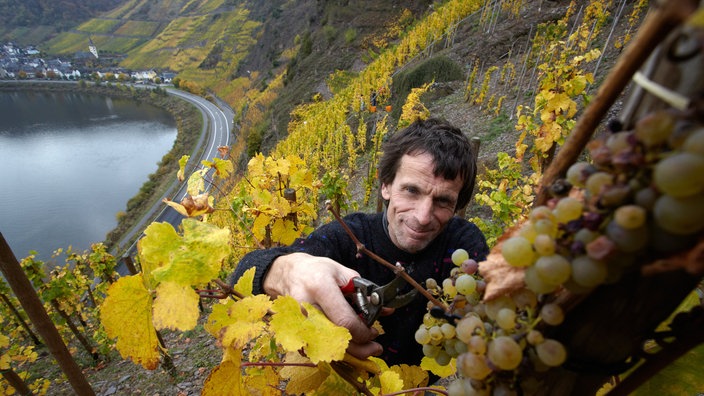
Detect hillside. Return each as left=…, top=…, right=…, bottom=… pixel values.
left=0, top=0, right=128, bottom=45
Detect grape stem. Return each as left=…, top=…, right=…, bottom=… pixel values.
left=325, top=201, right=449, bottom=311
left=535, top=0, right=699, bottom=206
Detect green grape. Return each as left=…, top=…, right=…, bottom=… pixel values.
left=574, top=228, right=599, bottom=245
left=613, top=205, right=646, bottom=229
left=456, top=315, right=484, bottom=343
left=682, top=127, right=704, bottom=155
left=653, top=192, right=704, bottom=235
left=533, top=218, right=558, bottom=237
left=634, top=109, right=675, bottom=147
left=571, top=255, right=608, bottom=288
left=600, top=183, right=632, bottom=207
left=457, top=352, right=492, bottom=380
left=453, top=338, right=469, bottom=355
left=554, top=197, right=583, bottom=223
left=533, top=234, right=556, bottom=256
left=653, top=152, right=704, bottom=197
left=443, top=278, right=458, bottom=298
left=539, top=303, right=564, bottom=326
left=566, top=161, right=592, bottom=187
left=605, top=131, right=632, bottom=154
left=455, top=274, right=477, bottom=295
left=511, top=288, right=537, bottom=310
left=495, top=308, right=517, bottom=330
left=441, top=323, right=457, bottom=339
left=488, top=336, right=523, bottom=370
left=518, top=222, right=538, bottom=243
left=446, top=378, right=480, bottom=396
left=524, top=266, right=559, bottom=294
left=634, top=187, right=658, bottom=210
left=526, top=330, right=544, bottom=346
left=484, top=295, right=516, bottom=321
left=423, top=343, right=441, bottom=358
left=605, top=220, right=648, bottom=252
left=467, top=335, right=487, bottom=354
left=429, top=325, right=444, bottom=343
left=501, top=236, right=536, bottom=267
left=414, top=326, right=431, bottom=344
left=535, top=254, right=571, bottom=285
left=435, top=349, right=452, bottom=366
left=535, top=339, right=567, bottom=367
left=530, top=205, right=556, bottom=223
left=452, top=248, right=470, bottom=266
left=585, top=171, right=614, bottom=197
left=425, top=278, right=438, bottom=290
left=443, top=338, right=458, bottom=357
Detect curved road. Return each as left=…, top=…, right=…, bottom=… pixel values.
left=115, top=87, right=234, bottom=264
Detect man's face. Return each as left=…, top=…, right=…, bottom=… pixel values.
left=381, top=152, right=462, bottom=253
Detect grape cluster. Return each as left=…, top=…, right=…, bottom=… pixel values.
left=503, top=109, right=704, bottom=295
left=417, top=108, right=704, bottom=395
left=415, top=249, right=567, bottom=395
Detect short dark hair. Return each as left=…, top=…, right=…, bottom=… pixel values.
left=377, top=118, right=477, bottom=211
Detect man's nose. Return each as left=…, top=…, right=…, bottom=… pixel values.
left=415, top=197, right=434, bottom=225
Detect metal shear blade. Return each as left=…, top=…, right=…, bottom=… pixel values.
left=343, top=276, right=418, bottom=326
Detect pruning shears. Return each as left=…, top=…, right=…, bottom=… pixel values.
left=340, top=276, right=418, bottom=326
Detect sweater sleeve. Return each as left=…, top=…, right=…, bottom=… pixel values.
left=229, top=246, right=296, bottom=295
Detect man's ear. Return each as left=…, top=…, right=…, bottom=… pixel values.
left=380, top=183, right=391, bottom=200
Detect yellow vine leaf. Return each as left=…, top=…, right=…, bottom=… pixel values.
left=310, top=363, right=359, bottom=395
left=142, top=219, right=230, bottom=287
left=152, top=281, right=200, bottom=331
left=233, top=267, right=255, bottom=297
left=390, top=363, right=429, bottom=389
left=206, top=295, right=273, bottom=348
left=420, top=356, right=456, bottom=378
left=280, top=353, right=330, bottom=395
left=202, top=359, right=245, bottom=396
left=270, top=296, right=351, bottom=363
left=100, top=274, right=160, bottom=370
left=379, top=370, right=405, bottom=394
left=247, top=153, right=265, bottom=176
left=187, top=168, right=207, bottom=196
left=138, top=222, right=181, bottom=289
left=269, top=156, right=291, bottom=178
left=252, top=212, right=272, bottom=241
left=163, top=193, right=214, bottom=217
left=243, top=366, right=280, bottom=395
left=202, top=157, right=234, bottom=178
left=271, top=218, right=300, bottom=245
left=177, top=155, right=189, bottom=182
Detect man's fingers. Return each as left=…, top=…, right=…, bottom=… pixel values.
left=346, top=340, right=383, bottom=360
left=314, top=283, right=376, bottom=344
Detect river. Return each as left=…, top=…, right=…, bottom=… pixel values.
left=0, top=90, right=177, bottom=264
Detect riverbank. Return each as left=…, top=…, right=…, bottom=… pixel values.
left=0, top=81, right=204, bottom=256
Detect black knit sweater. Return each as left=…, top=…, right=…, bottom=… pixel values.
left=231, top=212, right=489, bottom=366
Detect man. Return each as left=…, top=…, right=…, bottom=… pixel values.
left=231, top=118, right=488, bottom=366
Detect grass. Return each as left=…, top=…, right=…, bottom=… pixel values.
left=114, top=20, right=161, bottom=37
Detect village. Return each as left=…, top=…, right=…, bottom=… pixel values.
left=0, top=42, right=175, bottom=84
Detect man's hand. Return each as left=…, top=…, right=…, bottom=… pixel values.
left=263, top=252, right=382, bottom=359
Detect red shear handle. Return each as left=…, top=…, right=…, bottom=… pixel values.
left=340, top=277, right=358, bottom=294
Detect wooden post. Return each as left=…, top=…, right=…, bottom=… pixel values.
left=0, top=233, right=95, bottom=396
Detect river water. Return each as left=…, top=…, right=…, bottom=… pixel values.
left=0, top=90, right=177, bottom=264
